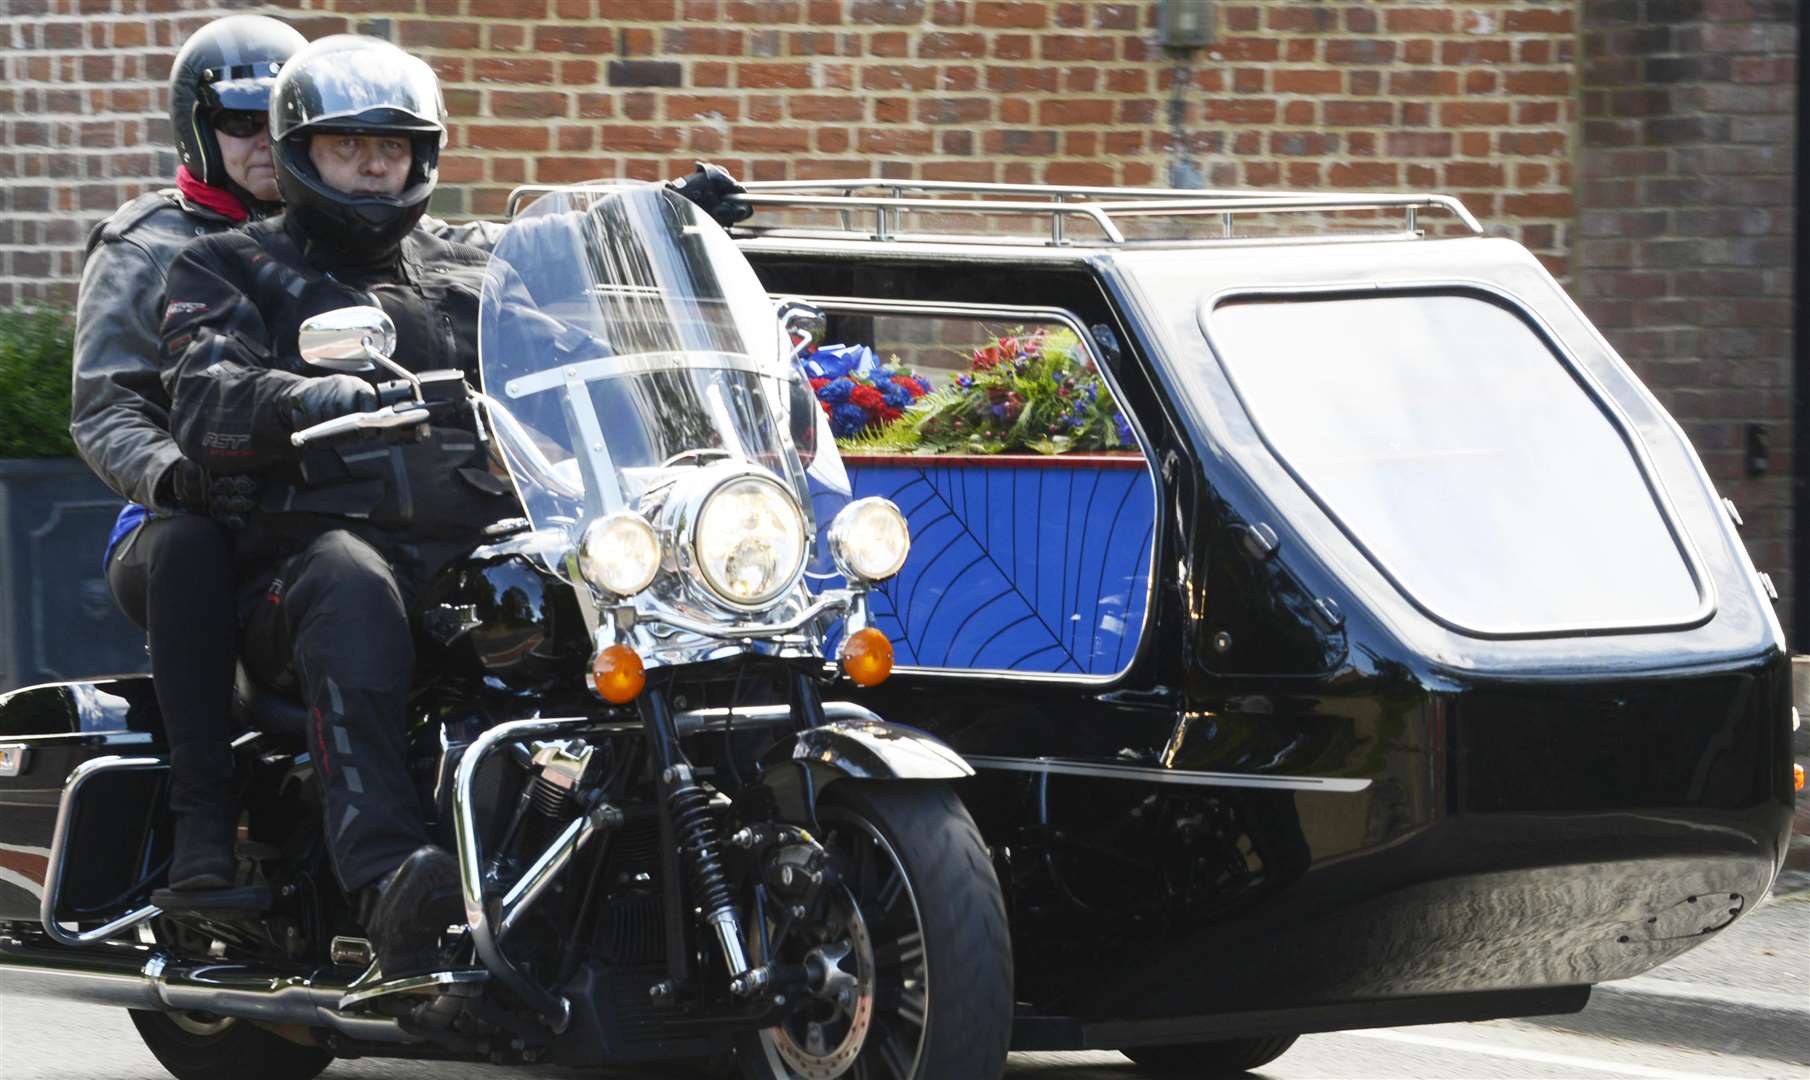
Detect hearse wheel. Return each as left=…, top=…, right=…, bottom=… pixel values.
left=1121, top=1035, right=1300, bottom=1076
left=128, top=1009, right=333, bottom=1080
left=738, top=782, right=1012, bottom=1080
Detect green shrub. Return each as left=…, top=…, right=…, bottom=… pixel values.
left=0, top=307, right=76, bottom=459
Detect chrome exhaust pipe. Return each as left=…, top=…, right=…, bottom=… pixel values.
left=0, top=932, right=412, bottom=1043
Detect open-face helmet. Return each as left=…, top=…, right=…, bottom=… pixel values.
left=269, top=34, right=447, bottom=258
left=168, top=15, right=307, bottom=211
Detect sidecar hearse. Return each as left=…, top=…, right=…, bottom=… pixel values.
left=0, top=180, right=1796, bottom=1080
left=720, top=180, right=1797, bottom=1070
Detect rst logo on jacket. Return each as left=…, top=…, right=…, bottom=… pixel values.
left=200, top=431, right=252, bottom=454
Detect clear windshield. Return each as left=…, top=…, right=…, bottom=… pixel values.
left=477, top=183, right=850, bottom=580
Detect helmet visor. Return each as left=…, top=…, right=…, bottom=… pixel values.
left=273, top=46, right=445, bottom=144
left=199, top=63, right=282, bottom=113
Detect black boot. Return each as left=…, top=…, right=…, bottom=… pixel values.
left=360, top=846, right=466, bottom=980
left=152, top=746, right=269, bottom=913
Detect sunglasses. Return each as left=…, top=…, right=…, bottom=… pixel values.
left=211, top=110, right=266, bottom=139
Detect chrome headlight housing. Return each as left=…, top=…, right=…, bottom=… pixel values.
left=828, top=497, right=910, bottom=582
left=690, top=471, right=806, bottom=608
left=577, top=511, right=662, bottom=598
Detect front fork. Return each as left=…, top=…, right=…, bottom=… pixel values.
left=642, top=681, right=798, bottom=998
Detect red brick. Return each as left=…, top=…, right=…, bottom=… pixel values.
left=923, top=160, right=995, bottom=182
left=919, top=32, right=985, bottom=58
left=1504, top=9, right=1573, bottom=33
left=491, top=91, right=569, bottom=120
left=1387, top=132, right=1454, bottom=157
left=1204, top=99, right=1277, bottom=124
left=1446, top=162, right=1506, bottom=187
left=664, top=28, right=745, bottom=55
left=1503, top=193, right=1574, bottom=218
left=1328, top=162, right=1398, bottom=187
left=874, top=97, right=910, bottom=123
left=920, top=97, right=991, bottom=123
left=467, top=125, right=550, bottom=151
left=726, top=0, right=803, bottom=21
left=733, top=125, right=812, bottom=152
left=992, top=34, right=1033, bottom=59
left=1325, top=39, right=1394, bottom=64
left=860, top=127, right=935, bottom=154
left=599, top=124, right=682, bottom=151
left=982, top=128, right=1057, bottom=155
left=1507, top=71, right=1571, bottom=96
left=668, top=94, right=741, bottom=120
left=848, top=0, right=926, bottom=25
left=1324, top=101, right=1393, bottom=126
left=1041, top=35, right=1116, bottom=61
left=1268, top=6, right=1335, bottom=32
left=738, top=63, right=813, bottom=88
left=974, top=1, right=1046, bottom=28
left=1274, top=68, right=1341, bottom=94
left=475, top=58, right=555, bottom=84
left=538, top=156, right=610, bottom=184
left=1390, top=70, right=1458, bottom=96
left=1385, top=8, right=1453, bottom=33
left=1440, top=101, right=1512, bottom=127
left=988, top=67, right=1059, bottom=92
left=1038, top=99, right=1113, bottom=126
left=791, top=95, right=864, bottom=121
left=870, top=32, right=910, bottom=56
left=863, top=64, right=938, bottom=90
left=534, top=25, right=614, bottom=53
left=1442, top=40, right=1513, bottom=65
left=1046, top=160, right=1114, bottom=186
left=399, top=19, right=482, bottom=51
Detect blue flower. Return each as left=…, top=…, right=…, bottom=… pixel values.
left=817, top=377, right=855, bottom=404
left=830, top=403, right=870, bottom=438
left=881, top=382, right=913, bottom=409
left=805, top=344, right=874, bottom=380
left=1112, top=411, right=1132, bottom=444
left=991, top=402, right=1008, bottom=419
left=955, top=374, right=973, bottom=390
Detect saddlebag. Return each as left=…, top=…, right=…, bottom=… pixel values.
left=0, top=678, right=170, bottom=926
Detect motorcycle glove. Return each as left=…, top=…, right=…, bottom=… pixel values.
left=283, top=373, right=378, bottom=431
left=160, top=460, right=259, bottom=530
left=669, top=162, right=753, bottom=227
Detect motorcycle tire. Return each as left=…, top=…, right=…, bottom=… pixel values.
left=738, top=781, right=1013, bottom=1080
left=127, top=1009, right=333, bottom=1080
left=1120, top=1034, right=1300, bottom=1076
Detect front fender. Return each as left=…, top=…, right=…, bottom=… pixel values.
left=756, top=712, right=972, bottom=821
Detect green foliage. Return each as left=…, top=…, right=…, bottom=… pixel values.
left=857, top=326, right=1131, bottom=456
left=0, top=308, right=76, bottom=459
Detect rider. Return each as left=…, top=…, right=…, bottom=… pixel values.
left=159, top=33, right=515, bottom=977
left=71, top=14, right=306, bottom=905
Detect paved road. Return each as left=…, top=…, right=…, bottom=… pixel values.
left=0, top=997, right=1800, bottom=1080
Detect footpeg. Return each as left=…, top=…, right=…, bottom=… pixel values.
left=149, top=884, right=272, bottom=914
left=339, top=961, right=489, bottom=1010
left=330, top=935, right=374, bottom=967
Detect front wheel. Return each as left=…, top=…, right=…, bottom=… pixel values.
left=1120, top=1035, right=1300, bottom=1076
left=738, top=781, right=1013, bottom=1080
left=128, top=1009, right=333, bottom=1080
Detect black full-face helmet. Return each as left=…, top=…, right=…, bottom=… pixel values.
left=270, top=35, right=448, bottom=260
left=169, top=15, right=307, bottom=210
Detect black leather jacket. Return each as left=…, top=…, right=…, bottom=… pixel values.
left=160, top=215, right=516, bottom=576
left=69, top=187, right=502, bottom=512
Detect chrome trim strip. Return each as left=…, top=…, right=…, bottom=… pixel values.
left=41, top=756, right=166, bottom=947
left=0, top=743, right=28, bottom=778
left=966, top=755, right=1372, bottom=792
left=644, top=588, right=853, bottom=640
left=496, top=800, right=621, bottom=940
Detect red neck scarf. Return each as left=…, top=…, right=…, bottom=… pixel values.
left=176, top=165, right=249, bottom=223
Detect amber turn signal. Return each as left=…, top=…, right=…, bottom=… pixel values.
left=1795, top=763, right=1804, bottom=794
left=841, top=627, right=894, bottom=687
left=592, top=644, right=646, bottom=704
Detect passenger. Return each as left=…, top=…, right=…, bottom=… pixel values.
left=71, top=14, right=306, bottom=906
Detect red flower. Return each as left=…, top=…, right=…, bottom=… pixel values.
left=891, top=375, right=924, bottom=398
left=878, top=403, right=903, bottom=422
left=809, top=377, right=830, bottom=391
left=972, top=345, right=1000, bottom=370
left=849, top=384, right=886, bottom=411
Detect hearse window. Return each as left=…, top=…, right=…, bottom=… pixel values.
left=807, top=304, right=1155, bottom=676
left=1205, top=289, right=1706, bottom=637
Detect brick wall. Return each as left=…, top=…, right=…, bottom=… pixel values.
left=1576, top=0, right=1798, bottom=636
left=0, top=0, right=1798, bottom=641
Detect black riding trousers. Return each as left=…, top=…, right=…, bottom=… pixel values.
left=239, top=529, right=429, bottom=892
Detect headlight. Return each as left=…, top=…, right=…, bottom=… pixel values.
left=829, top=498, right=911, bottom=582
left=693, top=474, right=805, bottom=607
left=578, top=512, right=662, bottom=597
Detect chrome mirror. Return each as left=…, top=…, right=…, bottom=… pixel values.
left=298, top=305, right=420, bottom=393
left=298, top=306, right=397, bottom=372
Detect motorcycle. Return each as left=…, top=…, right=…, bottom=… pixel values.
left=0, top=184, right=1013, bottom=1080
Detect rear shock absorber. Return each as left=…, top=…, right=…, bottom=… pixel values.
left=664, top=763, right=757, bottom=991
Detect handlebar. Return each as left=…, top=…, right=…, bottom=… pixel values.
left=289, top=402, right=434, bottom=447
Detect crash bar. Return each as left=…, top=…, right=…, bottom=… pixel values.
left=504, top=179, right=1482, bottom=245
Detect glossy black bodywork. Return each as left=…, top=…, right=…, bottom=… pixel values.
left=745, top=247, right=1795, bottom=1027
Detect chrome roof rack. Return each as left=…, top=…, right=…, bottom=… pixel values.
left=504, top=178, right=1482, bottom=248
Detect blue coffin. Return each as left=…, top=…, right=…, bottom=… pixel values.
left=828, top=454, right=1155, bottom=675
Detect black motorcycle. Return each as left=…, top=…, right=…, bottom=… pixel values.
left=0, top=185, right=1013, bottom=1080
